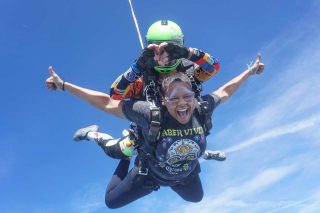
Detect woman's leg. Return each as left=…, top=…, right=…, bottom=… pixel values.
left=170, top=174, right=203, bottom=202
left=105, top=160, right=158, bottom=209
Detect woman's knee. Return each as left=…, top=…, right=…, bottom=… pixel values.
left=105, top=194, right=122, bottom=209
left=183, top=191, right=203, bottom=202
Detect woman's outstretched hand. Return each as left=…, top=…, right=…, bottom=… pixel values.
left=249, top=53, right=265, bottom=75
left=45, top=66, right=64, bottom=91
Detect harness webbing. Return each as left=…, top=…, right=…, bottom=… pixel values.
left=196, top=96, right=212, bottom=136
left=143, top=68, right=162, bottom=143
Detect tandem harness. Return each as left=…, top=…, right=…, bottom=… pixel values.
left=132, top=59, right=212, bottom=176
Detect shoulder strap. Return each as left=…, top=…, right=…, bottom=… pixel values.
left=148, top=102, right=162, bottom=142
left=196, top=96, right=212, bottom=136
left=141, top=68, right=162, bottom=143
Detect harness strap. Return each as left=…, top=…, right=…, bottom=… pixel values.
left=149, top=104, right=161, bottom=142
left=196, top=96, right=212, bottom=135
left=136, top=103, right=161, bottom=176
left=142, top=67, right=162, bottom=141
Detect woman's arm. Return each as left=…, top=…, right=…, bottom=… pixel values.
left=45, top=66, right=126, bottom=119
left=213, top=54, right=264, bottom=103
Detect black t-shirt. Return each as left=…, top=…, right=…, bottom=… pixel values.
left=122, top=94, right=220, bottom=180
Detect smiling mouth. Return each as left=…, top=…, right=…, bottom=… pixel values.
left=177, top=109, right=188, bottom=119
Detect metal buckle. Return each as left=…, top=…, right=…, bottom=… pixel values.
left=144, top=80, right=159, bottom=103
left=138, top=167, right=148, bottom=175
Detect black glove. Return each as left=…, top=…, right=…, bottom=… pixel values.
left=164, top=43, right=189, bottom=61
left=133, top=48, right=157, bottom=75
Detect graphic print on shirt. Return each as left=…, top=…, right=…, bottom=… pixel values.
left=154, top=126, right=206, bottom=178
left=166, top=138, right=199, bottom=164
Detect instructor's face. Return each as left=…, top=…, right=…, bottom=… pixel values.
left=164, top=81, right=196, bottom=124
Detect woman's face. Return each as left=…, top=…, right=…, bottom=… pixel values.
left=163, top=81, right=196, bottom=124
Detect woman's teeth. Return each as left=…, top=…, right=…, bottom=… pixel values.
left=177, top=109, right=188, bottom=117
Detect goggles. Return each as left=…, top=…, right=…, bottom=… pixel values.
left=146, top=40, right=183, bottom=73
left=154, top=59, right=181, bottom=73
left=165, top=91, right=195, bottom=105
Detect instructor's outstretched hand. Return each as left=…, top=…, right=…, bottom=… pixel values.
left=46, top=66, right=64, bottom=91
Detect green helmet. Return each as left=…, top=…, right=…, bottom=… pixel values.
left=145, top=20, right=184, bottom=46
left=146, top=20, right=184, bottom=73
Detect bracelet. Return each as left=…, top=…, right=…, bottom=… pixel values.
left=62, top=80, right=65, bottom=91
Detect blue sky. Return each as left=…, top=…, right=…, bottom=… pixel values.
left=1, top=0, right=320, bottom=212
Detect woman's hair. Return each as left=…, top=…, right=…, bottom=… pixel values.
left=161, top=72, right=192, bottom=95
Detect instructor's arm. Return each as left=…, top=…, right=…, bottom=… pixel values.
left=45, top=66, right=126, bottom=119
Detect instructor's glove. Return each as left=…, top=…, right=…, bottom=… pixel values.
left=131, top=48, right=157, bottom=76
left=164, top=43, right=190, bottom=61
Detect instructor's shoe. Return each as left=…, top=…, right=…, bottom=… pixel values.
left=73, top=125, right=99, bottom=141
left=202, top=150, right=226, bottom=161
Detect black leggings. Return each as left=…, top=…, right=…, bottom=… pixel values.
left=105, top=159, right=204, bottom=209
